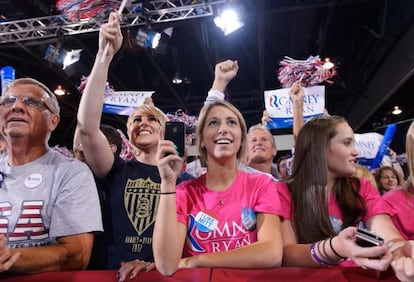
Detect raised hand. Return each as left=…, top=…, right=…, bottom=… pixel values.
left=211, top=60, right=239, bottom=93
left=99, top=12, right=123, bottom=59
left=289, top=80, right=304, bottom=104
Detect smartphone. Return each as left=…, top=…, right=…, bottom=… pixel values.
left=164, top=121, right=185, bottom=158
left=355, top=228, right=384, bottom=247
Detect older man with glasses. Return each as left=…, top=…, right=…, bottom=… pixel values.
left=0, top=78, right=102, bottom=273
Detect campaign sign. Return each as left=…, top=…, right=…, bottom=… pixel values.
left=354, top=132, right=383, bottom=167
left=102, top=91, right=154, bottom=116
left=264, top=86, right=325, bottom=129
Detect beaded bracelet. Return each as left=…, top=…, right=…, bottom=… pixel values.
left=329, top=237, right=347, bottom=260
left=159, top=191, right=176, bottom=195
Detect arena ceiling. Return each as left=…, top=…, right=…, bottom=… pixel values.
left=0, top=0, right=413, bottom=153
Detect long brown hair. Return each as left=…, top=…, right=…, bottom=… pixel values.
left=287, top=115, right=366, bottom=243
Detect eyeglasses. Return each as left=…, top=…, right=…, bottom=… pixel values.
left=0, top=95, right=55, bottom=114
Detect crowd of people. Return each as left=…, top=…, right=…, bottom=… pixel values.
left=1, top=11, right=414, bottom=282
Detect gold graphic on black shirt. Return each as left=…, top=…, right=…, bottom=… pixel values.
left=124, top=177, right=160, bottom=236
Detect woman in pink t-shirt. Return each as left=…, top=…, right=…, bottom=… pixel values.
left=383, top=121, right=414, bottom=240
left=384, top=121, right=414, bottom=281
left=154, top=100, right=283, bottom=276
left=276, top=115, right=412, bottom=273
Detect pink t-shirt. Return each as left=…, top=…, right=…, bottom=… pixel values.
left=175, top=171, right=281, bottom=257
left=383, top=188, right=414, bottom=240
left=276, top=178, right=393, bottom=267
left=277, top=178, right=393, bottom=231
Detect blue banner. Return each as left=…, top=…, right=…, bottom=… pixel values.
left=102, top=91, right=154, bottom=116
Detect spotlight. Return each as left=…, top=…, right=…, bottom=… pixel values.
left=136, top=29, right=161, bottom=49
left=214, top=8, right=244, bottom=35
left=392, top=106, right=402, bottom=115
left=54, top=85, right=66, bottom=96
left=172, top=72, right=183, bottom=84
left=44, top=44, right=82, bottom=69
left=62, top=49, right=82, bottom=70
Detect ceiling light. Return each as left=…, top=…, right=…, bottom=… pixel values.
left=323, top=58, right=334, bottom=69
left=44, top=44, right=82, bottom=69
left=136, top=29, right=161, bottom=49
left=172, top=72, right=183, bottom=84
left=214, top=8, right=244, bottom=36
left=392, top=106, right=402, bottom=115
left=54, top=85, right=66, bottom=96
left=62, top=49, right=82, bottom=70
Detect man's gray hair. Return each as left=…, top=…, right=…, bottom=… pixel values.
left=248, top=123, right=276, bottom=149
left=3, top=77, right=60, bottom=115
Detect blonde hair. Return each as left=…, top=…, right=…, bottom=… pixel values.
left=3, top=77, right=60, bottom=114
left=405, top=121, right=414, bottom=190
left=354, top=164, right=377, bottom=188
left=196, top=100, right=248, bottom=167
left=126, top=104, right=168, bottom=138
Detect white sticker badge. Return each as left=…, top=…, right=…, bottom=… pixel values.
left=25, top=173, right=43, bottom=189
left=194, top=211, right=218, bottom=233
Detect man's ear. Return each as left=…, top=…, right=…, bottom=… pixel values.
left=48, top=114, right=60, bottom=131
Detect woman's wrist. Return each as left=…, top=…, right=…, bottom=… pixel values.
left=211, top=79, right=229, bottom=93
left=160, top=181, right=176, bottom=193
left=159, top=191, right=176, bottom=195
left=96, top=50, right=112, bottom=63
left=310, top=239, right=343, bottom=266
left=293, top=101, right=304, bottom=108
left=330, top=236, right=347, bottom=260
left=388, top=239, right=407, bottom=258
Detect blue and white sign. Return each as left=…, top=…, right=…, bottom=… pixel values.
left=370, top=123, right=396, bottom=170
left=264, top=86, right=325, bottom=129
left=102, top=91, right=154, bottom=116
left=355, top=124, right=397, bottom=170
left=354, top=132, right=383, bottom=167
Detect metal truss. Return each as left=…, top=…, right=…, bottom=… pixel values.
left=0, top=0, right=226, bottom=45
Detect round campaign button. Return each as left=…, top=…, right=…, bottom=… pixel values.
left=25, top=173, right=43, bottom=188
left=241, top=207, right=256, bottom=231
